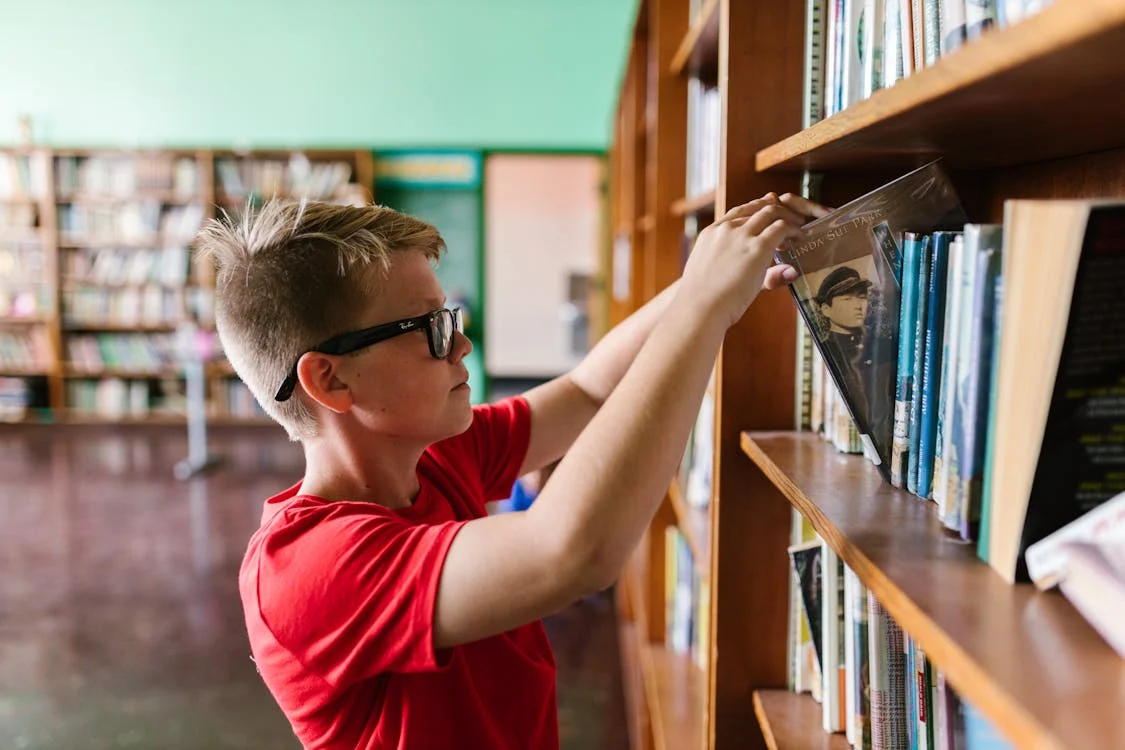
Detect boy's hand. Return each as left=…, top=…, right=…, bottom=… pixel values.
left=680, top=193, right=826, bottom=328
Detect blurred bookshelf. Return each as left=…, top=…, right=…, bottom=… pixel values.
left=0, top=146, right=373, bottom=425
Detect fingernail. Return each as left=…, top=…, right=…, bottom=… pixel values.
left=782, top=266, right=799, bottom=281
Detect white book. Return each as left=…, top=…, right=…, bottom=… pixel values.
left=1026, top=492, right=1125, bottom=589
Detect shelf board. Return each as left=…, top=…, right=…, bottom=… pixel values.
left=671, top=191, right=716, bottom=217
left=753, top=691, right=849, bottom=750
left=62, top=412, right=187, bottom=425
left=56, top=193, right=198, bottom=205
left=58, top=237, right=165, bottom=249
left=639, top=642, right=706, bottom=750
left=669, top=480, right=711, bottom=579
left=64, top=323, right=178, bottom=333
left=63, top=367, right=181, bottom=379
left=740, top=431, right=1125, bottom=750
left=0, top=368, right=50, bottom=377
left=0, top=316, right=51, bottom=325
left=756, top=0, right=1125, bottom=171
left=670, top=0, right=719, bottom=83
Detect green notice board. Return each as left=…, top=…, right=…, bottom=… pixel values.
left=375, top=152, right=485, bottom=402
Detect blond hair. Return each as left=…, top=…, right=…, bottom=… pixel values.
left=194, top=199, right=445, bottom=440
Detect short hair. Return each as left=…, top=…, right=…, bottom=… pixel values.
left=193, top=199, right=445, bottom=441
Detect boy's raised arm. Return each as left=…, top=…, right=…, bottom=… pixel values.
left=432, top=196, right=817, bottom=649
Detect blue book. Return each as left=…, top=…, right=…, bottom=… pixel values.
left=958, top=227, right=1004, bottom=541
left=907, top=235, right=934, bottom=494
left=916, top=232, right=954, bottom=499
left=962, top=701, right=1013, bottom=749
left=891, top=233, right=925, bottom=488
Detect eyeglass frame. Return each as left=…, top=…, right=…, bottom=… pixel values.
left=273, top=307, right=463, bottom=402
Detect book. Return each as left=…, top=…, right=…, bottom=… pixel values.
left=1055, top=540, right=1125, bottom=659
left=916, top=232, right=954, bottom=499
left=867, top=593, right=908, bottom=749
left=907, top=234, right=935, bottom=494
left=891, top=233, right=927, bottom=487
left=1025, top=491, right=1125, bottom=588
left=790, top=537, right=825, bottom=690
left=984, top=201, right=1125, bottom=582
left=777, top=161, right=968, bottom=478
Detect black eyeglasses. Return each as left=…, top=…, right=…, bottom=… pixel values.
left=274, top=307, right=463, bottom=402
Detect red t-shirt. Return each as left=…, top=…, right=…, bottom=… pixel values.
left=239, top=397, right=558, bottom=749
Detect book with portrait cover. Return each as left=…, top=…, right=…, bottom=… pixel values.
left=775, top=161, right=967, bottom=478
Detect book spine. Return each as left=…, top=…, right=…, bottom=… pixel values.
left=923, top=0, right=942, bottom=66
left=916, top=232, right=952, bottom=499
left=907, top=235, right=934, bottom=494
left=862, top=0, right=887, bottom=98
left=892, top=233, right=924, bottom=487
left=958, top=227, right=1003, bottom=541
left=939, top=0, right=967, bottom=55
left=805, top=0, right=829, bottom=127
left=942, top=230, right=979, bottom=532
left=976, top=271, right=1004, bottom=563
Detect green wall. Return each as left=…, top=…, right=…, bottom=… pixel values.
left=0, top=0, right=636, bottom=150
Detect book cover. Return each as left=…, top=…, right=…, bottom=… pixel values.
left=977, top=272, right=1006, bottom=562
left=867, top=593, right=908, bottom=749
left=777, top=161, right=967, bottom=479
left=1025, top=491, right=1125, bottom=589
left=916, top=232, right=954, bottom=499
left=959, top=231, right=1003, bottom=541
left=790, top=538, right=825, bottom=674
left=935, top=235, right=967, bottom=517
left=1056, top=540, right=1125, bottom=659
left=892, top=233, right=927, bottom=487
left=987, top=202, right=1125, bottom=582
left=908, top=234, right=936, bottom=494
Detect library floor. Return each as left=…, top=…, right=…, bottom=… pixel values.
left=0, top=426, right=628, bottom=750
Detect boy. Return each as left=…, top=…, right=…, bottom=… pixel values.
left=195, top=192, right=825, bottom=749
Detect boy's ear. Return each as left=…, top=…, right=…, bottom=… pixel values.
left=296, top=352, right=353, bottom=414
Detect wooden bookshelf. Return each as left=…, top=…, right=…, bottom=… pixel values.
left=671, top=190, right=716, bottom=217
left=742, top=432, right=1125, bottom=750
left=756, top=0, right=1125, bottom=172
left=669, top=0, right=719, bottom=83
left=669, top=480, right=711, bottom=579
left=752, top=691, right=849, bottom=750
left=608, top=0, right=1125, bottom=747
left=0, top=146, right=374, bottom=425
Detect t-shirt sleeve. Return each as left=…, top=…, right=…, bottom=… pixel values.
left=457, top=396, right=532, bottom=502
left=256, top=505, right=465, bottom=687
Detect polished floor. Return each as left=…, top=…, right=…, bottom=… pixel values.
left=0, top=426, right=627, bottom=750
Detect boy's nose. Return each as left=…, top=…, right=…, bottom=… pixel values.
left=449, top=330, right=473, bottom=362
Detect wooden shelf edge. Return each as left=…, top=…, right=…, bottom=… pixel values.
left=753, top=690, right=850, bottom=750
left=668, top=480, right=712, bottom=580
left=670, top=0, right=720, bottom=77
left=755, top=0, right=1125, bottom=171
left=739, top=431, right=1125, bottom=750
left=671, top=190, right=716, bottom=217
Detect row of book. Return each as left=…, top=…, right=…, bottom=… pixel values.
left=814, top=0, right=1052, bottom=121
left=0, top=244, right=46, bottom=282
left=788, top=517, right=1012, bottom=748
left=215, top=156, right=354, bottom=202
left=63, top=286, right=194, bottom=328
left=0, top=202, right=39, bottom=232
left=685, top=78, right=721, bottom=199
left=799, top=325, right=867, bottom=454
left=66, top=333, right=179, bottom=374
left=0, top=287, right=51, bottom=320
left=55, top=155, right=199, bottom=199
left=57, top=202, right=204, bottom=245
left=211, top=378, right=268, bottom=420
left=0, top=328, right=52, bottom=371
left=782, top=162, right=1125, bottom=585
left=0, top=152, right=49, bottom=199
left=664, top=524, right=710, bottom=672
left=66, top=377, right=185, bottom=419
left=0, top=377, right=36, bottom=422
left=62, top=246, right=194, bottom=288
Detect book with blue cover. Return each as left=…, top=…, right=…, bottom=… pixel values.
left=916, top=232, right=954, bottom=500
left=907, top=235, right=936, bottom=494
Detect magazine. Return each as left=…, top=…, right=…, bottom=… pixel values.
left=776, top=161, right=967, bottom=476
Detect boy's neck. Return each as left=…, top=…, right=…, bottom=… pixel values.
left=300, top=428, right=425, bottom=509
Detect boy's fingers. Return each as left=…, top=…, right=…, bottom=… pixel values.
left=763, top=263, right=799, bottom=290
left=778, top=192, right=832, bottom=220
left=755, top=219, right=804, bottom=258
left=715, top=196, right=775, bottom=225
left=737, top=203, right=808, bottom=237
